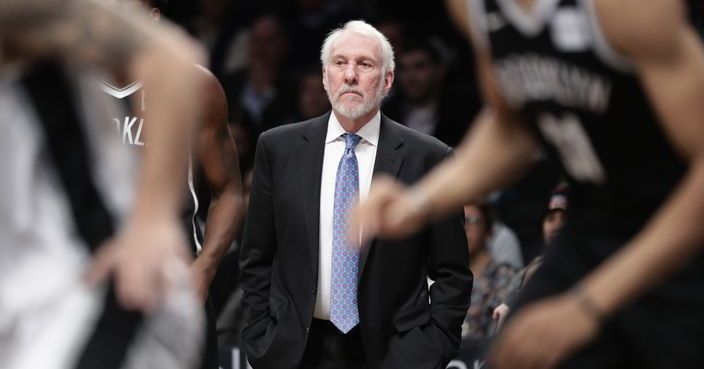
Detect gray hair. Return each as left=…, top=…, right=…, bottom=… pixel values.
left=320, top=20, right=395, bottom=76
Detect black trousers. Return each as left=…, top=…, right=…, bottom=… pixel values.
left=299, top=319, right=368, bottom=369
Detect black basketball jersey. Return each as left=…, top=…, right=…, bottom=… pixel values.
left=468, top=0, right=687, bottom=231
left=102, top=80, right=204, bottom=254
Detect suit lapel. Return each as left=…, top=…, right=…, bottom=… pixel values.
left=359, top=115, right=405, bottom=279
left=299, top=113, right=330, bottom=276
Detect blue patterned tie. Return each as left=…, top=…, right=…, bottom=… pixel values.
left=330, top=133, right=362, bottom=333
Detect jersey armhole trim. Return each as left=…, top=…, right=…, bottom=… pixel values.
left=580, top=0, right=634, bottom=73
left=187, top=153, right=202, bottom=254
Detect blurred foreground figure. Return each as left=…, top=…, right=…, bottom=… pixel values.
left=354, top=0, right=704, bottom=367
left=102, top=2, right=244, bottom=368
left=0, top=0, right=208, bottom=368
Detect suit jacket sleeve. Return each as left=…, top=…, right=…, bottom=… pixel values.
left=239, top=133, right=276, bottom=325
left=426, top=148, right=473, bottom=363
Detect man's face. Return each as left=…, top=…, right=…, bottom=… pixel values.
left=323, top=32, right=393, bottom=120
left=464, top=205, right=491, bottom=257
left=543, top=209, right=566, bottom=244
left=398, top=50, right=441, bottom=103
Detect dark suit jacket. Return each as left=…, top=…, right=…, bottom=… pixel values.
left=239, top=112, right=473, bottom=369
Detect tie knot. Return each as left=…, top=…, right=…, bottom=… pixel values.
left=343, top=133, right=362, bottom=150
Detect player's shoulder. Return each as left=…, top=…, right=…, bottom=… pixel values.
left=593, top=0, right=682, bottom=22
left=191, top=64, right=228, bottom=131
left=193, top=64, right=225, bottom=93
left=193, top=64, right=217, bottom=82
left=593, top=0, right=685, bottom=58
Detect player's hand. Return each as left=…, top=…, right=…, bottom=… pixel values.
left=493, top=303, right=510, bottom=321
left=350, top=175, right=430, bottom=244
left=488, top=293, right=600, bottom=369
left=86, top=217, right=192, bottom=312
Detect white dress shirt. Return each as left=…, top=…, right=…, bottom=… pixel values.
left=314, top=111, right=380, bottom=319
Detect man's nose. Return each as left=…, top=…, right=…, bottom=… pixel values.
left=343, top=64, right=358, bottom=84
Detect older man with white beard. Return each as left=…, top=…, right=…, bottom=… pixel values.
left=238, top=20, right=472, bottom=369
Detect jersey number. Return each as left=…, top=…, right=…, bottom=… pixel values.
left=538, top=113, right=606, bottom=184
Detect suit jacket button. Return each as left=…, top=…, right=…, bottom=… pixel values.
left=306, top=327, right=310, bottom=334
left=311, top=287, right=316, bottom=294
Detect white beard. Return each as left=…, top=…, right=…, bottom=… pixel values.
left=325, top=78, right=386, bottom=120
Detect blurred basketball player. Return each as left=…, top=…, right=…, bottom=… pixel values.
left=0, top=0, right=210, bottom=367
left=102, top=2, right=244, bottom=367
left=353, top=0, right=704, bottom=368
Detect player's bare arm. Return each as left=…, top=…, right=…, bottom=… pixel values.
left=0, top=0, right=198, bottom=69
left=352, top=0, right=541, bottom=242
left=0, top=0, right=152, bottom=68
left=191, top=65, right=245, bottom=302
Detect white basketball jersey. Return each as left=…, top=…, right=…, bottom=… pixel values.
left=102, top=80, right=147, bottom=147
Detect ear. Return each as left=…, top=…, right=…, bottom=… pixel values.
left=383, top=70, right=394, bottom=93
left=151, top=8, right=161, bottom=21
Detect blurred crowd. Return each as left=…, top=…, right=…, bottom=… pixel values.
left=164, top=0, right=482, bottom=171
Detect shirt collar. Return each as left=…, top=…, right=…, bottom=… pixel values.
left=325, top=110, right=381, bottom=147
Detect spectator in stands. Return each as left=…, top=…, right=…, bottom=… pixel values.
left=492, top=184, right=570, bottom=325
left=382, top=37, right=476, bottom=147
left=462, top=202, right=518, bottom=340
left=488, top=218, right=524, bottom=269
left=221, top=13, right=297, bottom=136
left=542, top=185, right=568, bottom=244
